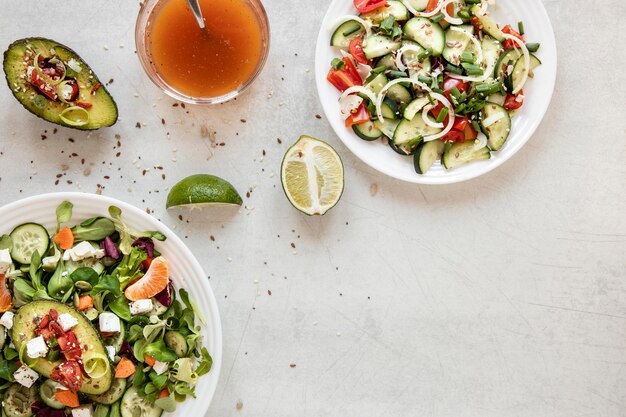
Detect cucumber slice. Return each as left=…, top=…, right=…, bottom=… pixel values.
left=481, top=102, right=512, bottom=151
left=353, top=121, right=383, bottom=141
left=486, top=93, right=506, bottom=106
left=3, top=38, right=118, bottom=130
left=403, top=17, right=445, bottom=57
left=94, top=405, right=110, bottom=417
left=494, top=48, right=522, bottom=80
left=360, top=0, right=408, bottom=22
left=363, top=72, right=388, bottom=96
left=393, top=113, right=441, bottom=145
left=362, top=34, right=400, bottom=60
left=121, top=386, right=163, bottom=417
left=87, top=377, right=127, bottom=405
left=442, top=142, right=491, bottom=169
left=511, top=54, right=542, bottom=92
left=442, top=25, right=474, bottom=65
left=386, top=83, right=412, bottom=107
left=164, top=330, right=188, bottom=357
left=3, top=383, right=38, bottom=417
left=403, top=96, right=430, bottom=120
left=9, top=223, right=49, bottom=264
left=39, top=379, right=66, bottom=409
left=470, top=5, right=505, bottom=41
left=109, top=402, right=122, bottom=417
left=330, top=20, right=366, bottom=50
left=414, top=140, right=445, bottom=174
left=375, top=54, right=397, bottom=70
left=404, top=0, right=428, bottom=11
left=374, top=118, right=400, bottom=139
left=381, top=98, right=399, bottom=119
left=0, top=324, right=5, bottom=350
left=479, top=36, right=504, bottom=81
left=388, top=140, right=416, bottom=156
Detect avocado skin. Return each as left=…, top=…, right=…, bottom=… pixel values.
left=3, top=37, right=118, bottom=130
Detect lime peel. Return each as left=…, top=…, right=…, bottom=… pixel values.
left=166, top=174, right=242, bottom=209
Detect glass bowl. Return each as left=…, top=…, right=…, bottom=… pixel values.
left=135, top=0, right=270, bottom=104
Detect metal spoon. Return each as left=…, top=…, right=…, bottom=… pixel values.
left=186, top=0, right=206, bottom=30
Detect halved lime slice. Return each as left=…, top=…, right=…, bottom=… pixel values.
left=280, top=136, right=344, bottom=216
left=166, top=174, right=242, bottom=209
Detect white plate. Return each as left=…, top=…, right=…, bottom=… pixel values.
left=315, top=0, right=557, bottom=184
left=0, top=192, right=222, bottom=416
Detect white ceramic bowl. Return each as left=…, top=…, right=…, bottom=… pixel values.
left=0, top=192, right=222, bottom=416
left=315, top=0, right=557, bottom=184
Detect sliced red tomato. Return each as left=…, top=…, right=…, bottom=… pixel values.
left=463, top=121, right=478, bottom=141
left=452, top=117, right=468, bottom=132
left=441, top=130, right=465, bottom=143
left=345, top=103, right=370, bottom=128
left=503, top=90, right=524, bottom=110
left=502, top=25, right=525, bottom=50
left=39, top=314, right=50, bottom=330
left=49, top=322, right=65, bottom=338
left=470, top=16, right=482, bottom=33
left=51, top=360, right=83, bottom=392
left=58, top=331, right=82, bottom=361
left=30, top=69, right=57, bottom=101
left=353, top=0, right=388, bottom=13
left=349, top=38, right=368, bottom=65
left=442, top=76, right=469, bottom=100
left=429, top=103, right=449, bottom=126
left=327, top=57, right=363, bottom=92
left=425, top=0, right=440, bottom=12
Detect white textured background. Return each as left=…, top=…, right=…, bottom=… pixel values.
left=1, top=0, right=625, bottom=416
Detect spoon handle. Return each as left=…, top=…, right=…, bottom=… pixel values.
left=186, top=0, right=206, bottom=29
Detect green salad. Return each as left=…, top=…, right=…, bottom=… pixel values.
left=0, top=201, right=212, bottom=417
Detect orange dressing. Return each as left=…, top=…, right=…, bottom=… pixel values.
left=148, top=0, right=263, bottom=97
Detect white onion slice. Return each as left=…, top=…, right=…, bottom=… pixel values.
left=375, top=78, right=432, bottom=121
left=449, top=26, right=484, bottom=64
left=401, top=0, right=443, bottom=17
left=421, top=105, right=444, bottom=128
left=339, top=86, right=379, bottom=120
left=339, top=95, right=364, bottom=120
left=481, top=112, right=504, bottom=127
left=441, top=0, right=463, bottom=25
left=473, top=132, right=488, bottom=149
left=502, top=34, right=530, bottom=94
left=331, top=16, right=372, bottom=39
left=395, top=45, right=425, bottom=72
left=422, top=92, right=455, bottom=142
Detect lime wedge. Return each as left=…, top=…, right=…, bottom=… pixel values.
left=280, top=136, right=344, bottom=216
left=166, top=174, right=242, bottom=209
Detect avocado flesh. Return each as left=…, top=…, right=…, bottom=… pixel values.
left=11, top=300, right=113, bottom=395
left=3, top=37, right=118, bottom=130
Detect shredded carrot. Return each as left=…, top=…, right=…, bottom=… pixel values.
left=77, top=295, right=93, bottom=311
left=115, top=357, right=136, bottom=378
left=144, top=355, right=156, bottom=367
left=54, top=390, right=80, bottom=408
left=54, top=227, right=74, bottom=250
left=158, top=388, right=169, bottom=399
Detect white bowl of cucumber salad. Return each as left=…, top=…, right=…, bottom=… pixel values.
left=0, top=192, right=221, bottom=417
left=315, top=0, right=556, bottom=184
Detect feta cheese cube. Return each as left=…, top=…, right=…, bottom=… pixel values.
left=106, top=346, right=116, bottom=361
left=129, top=299, right=153, bottom=315
left=57, top=313, right=79, bottom=332
left=13, top=365, right=39, bottom=388
left=99, top=312, right=121, bottom=333
left=62, top=241, right=106, bottom=262
left=71, top=404, right=93, bottom=417
left=27, top=336, right=49, bottom=359
left=0, top=249, right=13, bottom=274
left=0, top=311, right=14, bottom=329
left=152, top=360, right=169, bottom=375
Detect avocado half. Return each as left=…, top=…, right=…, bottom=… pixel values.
left=3, top=37, right=118, bottom=130
left=12, top=300, right=113, bottom=395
